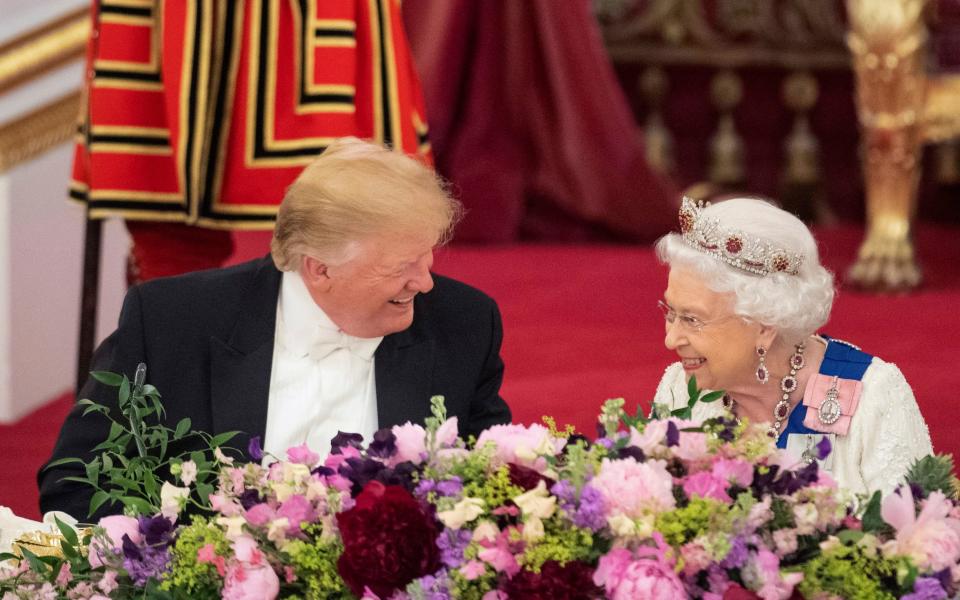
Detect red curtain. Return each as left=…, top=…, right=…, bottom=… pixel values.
left=402, top=0, right=678, bottom=242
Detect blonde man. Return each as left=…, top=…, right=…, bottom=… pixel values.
left=41, top=138, right=511, bottom=519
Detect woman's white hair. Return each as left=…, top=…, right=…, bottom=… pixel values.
left=655, top=197, right=835, bottom=344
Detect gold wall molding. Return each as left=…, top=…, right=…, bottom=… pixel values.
left=0, top=91, right=81, bottom=173
left=0, top=8, right=89, bottom=94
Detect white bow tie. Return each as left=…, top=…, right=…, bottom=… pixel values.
left=308, top=328, right=382, bottom=362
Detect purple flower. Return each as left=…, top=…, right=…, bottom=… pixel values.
left=367, top=429, right=397, bottom=459
left=417, top=571, right=453, bottom=600
left=572, top=485, right=606, bottom=531
left=238, top=488, right=263, bottom=511
left=137, top=515, right=174, bottom=546
left=617, top=446, right=645, bottom=462
left=720, top=536, right=748, bottom=569
left=248, top=436, right=264, bottom=461
left=815, top=436, right=832, bottom=461
left=903, top=577, right=948, bottom=600
left=665, top=421, right=679, bottom=447
left=436, top=529, right=472, bottom=568
left=330, top=431, right=364, bottom=455
left=121, top=536, right=171, bottom=586
left=416, top=477, right=463, bottom=500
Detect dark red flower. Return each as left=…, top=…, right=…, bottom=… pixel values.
left=508, top=463, right=555, bottom=491
left=723, top=584, right=762, bottom=600
left=502, top=560, right=602, bottom=599
left=336, top=481, right=441, bottom=598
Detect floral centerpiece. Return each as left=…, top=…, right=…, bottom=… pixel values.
left=2, top=371, right=959, bottom=599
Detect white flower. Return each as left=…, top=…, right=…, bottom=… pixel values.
left=792, top=503, right=818, bottom=535
left=607, top=514, right=636, bottom=537
left=437, top=497, right=485, bottom=529
left=522, top=516, right=545, bottom=542
left=513, top=481, right=556, bottom=519
left=213, top=447, right=234, bottom=465
left=160, top=481, right=190, bottom=519
left=472, top=520, right=499, bottom=543
left=179, top=460, right=197, bottom=486
left=216, top=515, right=247, bottom=539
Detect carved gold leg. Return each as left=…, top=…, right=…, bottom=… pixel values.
left=846, top=0, right=928, bottom=291
left=846, top=127, right=923, bottom=291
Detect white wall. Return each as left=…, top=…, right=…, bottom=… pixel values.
left=0, top=145, right=128, bottom=422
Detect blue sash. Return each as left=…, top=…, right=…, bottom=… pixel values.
left=776, top=337, right=873, bottom=449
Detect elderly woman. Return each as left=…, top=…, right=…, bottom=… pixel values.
left=653, top=196, right=932, bottom=494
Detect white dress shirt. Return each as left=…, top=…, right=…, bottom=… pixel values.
left=262, top=271, right=383, bottom=461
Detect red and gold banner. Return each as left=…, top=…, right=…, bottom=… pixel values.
left=70, top=0, right=431, bottom=229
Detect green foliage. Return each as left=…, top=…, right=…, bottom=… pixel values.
left=160, top=518, right=230, bottom=596
left=460, top=465, right=524, bottom=510
left=796, top=538, right=912, bottom=600
left=284, top=525, right=350, bottom=599
left=906, top=454, right=960, bottom=499
left=44, top=365, right=239, bottom=518
left=655, top=498, right=726, bottom=546
left=519, top=521, right=597, bottom=572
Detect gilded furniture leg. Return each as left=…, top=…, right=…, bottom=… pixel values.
left=846, top=0, right=927, bottom=291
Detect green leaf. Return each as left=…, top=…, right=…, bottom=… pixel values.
left=119, top=496, right=155, bottom=514
left=174, top=418, right=192, bottom=440
left=861, top=490, right=886, bottom=533
left=42, top=457, right=84, bottom=469
left=687, top=375, right=699, bottom=404
left=89, top=490, right=111, bottom=516
left=196, top=482, right=214, bottom=505
left=700, top=390, right=725, bottom=403
left=90, top=371, right=124, bottom=387
left=19, top=547, right=54, bottom=577
left=836, top=529, right=865, bottom=544
left=55, top=516, right=78, bottom=547
left=0, top=552, right=19, bottom=562
left=118, top=376, right=131, bottom=408
left=210, top=431, right=238, bottom=447
left=85, top=460, right=100, bottom=482
left=107, top=421, right=124, bottom=442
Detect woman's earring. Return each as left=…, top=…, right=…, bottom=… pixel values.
left=756, top=346, right=769, bottom=384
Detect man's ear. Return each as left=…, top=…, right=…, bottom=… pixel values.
left=300, top=255, right=332, bottom=291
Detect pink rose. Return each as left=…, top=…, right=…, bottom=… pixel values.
left=286, top=443, right=320, bottom=466
left=222, top=563, right=280, bottom=600
left=391, top=422, right=427, bottom=465
left=89, top=515, right=142, bottom=568
left=683, top=471, right=731, bottom=502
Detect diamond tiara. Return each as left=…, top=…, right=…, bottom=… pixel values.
left=677, top=196, right=804, bottom=277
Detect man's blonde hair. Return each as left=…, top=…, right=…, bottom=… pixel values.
left=271, top=137, right=462, bottom=270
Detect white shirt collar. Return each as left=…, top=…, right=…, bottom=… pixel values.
left=278, top=271, right=382, bottom=361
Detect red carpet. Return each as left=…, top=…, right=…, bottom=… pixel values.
left=3, top=224, right=959, bottom=520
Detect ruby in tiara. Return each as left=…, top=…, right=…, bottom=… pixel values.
left=725, top=236, right=743, bottom=255
left=677, top=196, right=804, bottom=277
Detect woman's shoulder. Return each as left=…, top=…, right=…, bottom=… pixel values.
left=653, top=362, right=687, bottom=409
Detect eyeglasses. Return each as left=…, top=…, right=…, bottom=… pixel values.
left=657, top=300, right=737, bottom=334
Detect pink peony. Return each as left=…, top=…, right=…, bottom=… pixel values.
left=286, top=443, right=320, bottom=466
left=475, top=423, right=565, bottom=471
left=671, top=420, right=708, bottom=462
left=593, top=547, right=686, bottom=599
left=222, top=563, right=280, bottom=600
left=882, top=489, right=960, bottom=571
left=712, top=458, right=753, bottom=488
left=741, top=547, right=802, bottom=599
left=591, top=457, right=676, bottom=518
left=390, top=422, right=427, bottom=465
left=88, top=515, right=142, bottom=568
left=231, top=536, right=263, bottom=565
left=683, top=471, right=731, bottom=502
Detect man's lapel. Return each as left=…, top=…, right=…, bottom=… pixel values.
left=210, top=257, right=282, bottom=447
left=375, top=315, right=435, bottom=428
